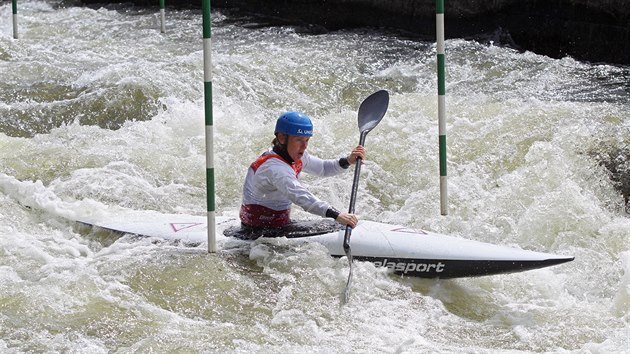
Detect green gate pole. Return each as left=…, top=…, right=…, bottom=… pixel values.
left=159, top=0, right=165, bottom=33
left=12, top=0, right=18, bottom=39
left=202, top=0, right=216, bottom=253
left=437, top=0, right=448, bottom=215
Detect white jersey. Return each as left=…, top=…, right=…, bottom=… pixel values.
left=242, top=150, right=346, bottom=217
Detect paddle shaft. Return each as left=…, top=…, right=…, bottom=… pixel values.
left=343, top=130, right=368, bottom=251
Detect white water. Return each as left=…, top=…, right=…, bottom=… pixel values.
left=1, top=1, right=629, bottom=352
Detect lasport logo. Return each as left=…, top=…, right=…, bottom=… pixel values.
left=372, top=259, right=445, bottom=273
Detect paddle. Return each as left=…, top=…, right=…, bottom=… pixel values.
left=342, top=90, right=389, bottom=304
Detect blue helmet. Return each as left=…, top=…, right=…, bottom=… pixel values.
left=274, top=112, right=313, bottom=137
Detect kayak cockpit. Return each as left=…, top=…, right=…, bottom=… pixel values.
left=223, top=219, right=343, bottom=240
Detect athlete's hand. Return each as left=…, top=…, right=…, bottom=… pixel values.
left=348, top=145, right=366, bottom=165
left=336, top=212, right=359, bottom=228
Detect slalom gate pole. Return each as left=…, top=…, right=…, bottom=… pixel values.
left=159, top=0, right=165, bottom=33
left=12, top=0, right=18, bottom=39
left=436, top=0, right=448, bottom=215
left=202, top=0, right=216, bottom=253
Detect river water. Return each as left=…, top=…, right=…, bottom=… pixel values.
left=1, top=1, right=629, bottom=353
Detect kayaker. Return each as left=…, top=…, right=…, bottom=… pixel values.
left=240, top=111, right=365, bottom=231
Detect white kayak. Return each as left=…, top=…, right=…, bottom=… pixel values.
left=76, top=210, right=574, bottom=278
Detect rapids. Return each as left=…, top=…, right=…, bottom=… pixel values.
left=0, top=1, right=628, bottom=352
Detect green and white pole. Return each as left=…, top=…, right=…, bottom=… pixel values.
left=202, top=0, right=216, bottom=253
left=159, top=0, right=165, bottom=33
left=12, top=0, right=18, bottom=39
left=436, top=0, right=448, bottom=215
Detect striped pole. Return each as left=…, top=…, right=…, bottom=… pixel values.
left=12, top=0, right=18, bottom=39
left=202, top=0, right=216, bottom=252
left=436, top=0, right=448, bottom=215
left=159, top=0, right=165, bottom=33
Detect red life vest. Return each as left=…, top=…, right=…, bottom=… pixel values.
left=250, top=153, right=302, bottom=177
left=240, top=153, right=302, bottom=228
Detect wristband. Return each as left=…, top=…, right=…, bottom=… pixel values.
left=325, top=207, right=341, bottom=220
left=339, top=157, right=350, bottom=169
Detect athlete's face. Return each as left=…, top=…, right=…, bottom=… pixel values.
left=286, top=135, right=310, bottom=161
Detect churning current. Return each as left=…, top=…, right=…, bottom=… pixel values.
left=0, top=1, right=628, bottom=353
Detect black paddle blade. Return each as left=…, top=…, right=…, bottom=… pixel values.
left=358, top=90, right=389, bottom=133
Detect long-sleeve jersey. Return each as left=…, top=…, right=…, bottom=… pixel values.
left=241, top=149, right=346, bottom=226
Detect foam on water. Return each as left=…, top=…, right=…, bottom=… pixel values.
left=0, top=1, right=628, bottom=352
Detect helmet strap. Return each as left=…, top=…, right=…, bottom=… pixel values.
left=273, top=134, right=294, bottom=164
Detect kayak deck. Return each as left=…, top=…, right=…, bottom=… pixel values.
left=224, top=219, right=574, bottom=278
left=76, top=212, right=574, bottom=279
